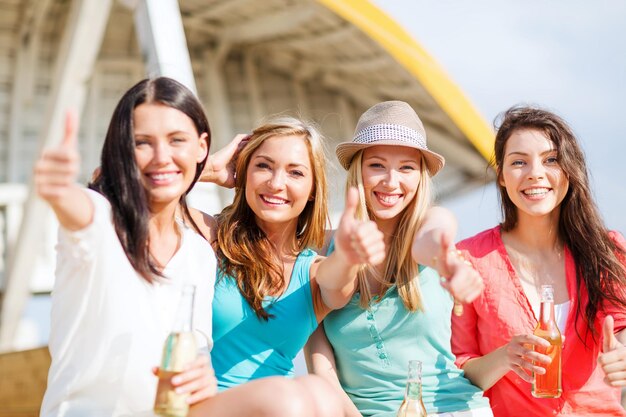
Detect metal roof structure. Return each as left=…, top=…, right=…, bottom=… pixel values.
left=0, top=0, right=495, bottom=352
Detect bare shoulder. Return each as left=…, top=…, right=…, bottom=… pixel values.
left=188, top=207, right=218, bottom=244
left=424, top=206, right=456, bottom=223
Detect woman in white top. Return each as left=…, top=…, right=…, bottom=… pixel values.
left=36, top=77, right=336, bottom=417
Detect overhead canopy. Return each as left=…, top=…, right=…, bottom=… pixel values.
left=0, top=0, right=495, bottom=351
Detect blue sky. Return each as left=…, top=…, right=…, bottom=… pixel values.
left=372, top=0, right=626, bottom=238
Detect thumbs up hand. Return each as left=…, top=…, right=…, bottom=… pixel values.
left=434, top=235, right=484, bottom=304
left=34, top=110, right=80, bottom=203
left=598, top=315, right=626, bottom=387
left=333, top=187, right=385, bottom=266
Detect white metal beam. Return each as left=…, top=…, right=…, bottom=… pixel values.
left=0, top=0, right=113, bottom=352
left=202, top=43, right=233, bottom=207
left=7, top=0, right=53, bottom=182
left=336, top=95, right=355, bottom=140
left=220, top=4, right=316, bottom=44
left=292, top=79, right=310, bottom=117
left=271, top=24, right=355, bottom=51
left=243, top=53, right=264, bottom=124
left=190, top=0, right=250, bottom=21
left=132, top=0, right=197, bottom=93
left=321, top=72, right=380, bottom=107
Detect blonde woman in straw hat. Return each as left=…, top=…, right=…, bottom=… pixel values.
left=306, top=101, right=492, bottom=417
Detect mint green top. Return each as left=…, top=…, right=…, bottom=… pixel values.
left=212, top=248, right=318, bottom=390
left=323, top=264, right=490, bottom=416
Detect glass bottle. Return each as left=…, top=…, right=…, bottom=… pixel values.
left=532, top=284, right=562, bottom=398
left=154, top=285, right=198, bottom=417
left=397, top=360, right=427, bottom=417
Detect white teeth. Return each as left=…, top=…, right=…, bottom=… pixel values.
left=262, top=195, right=287, bottom=204
left=376, top=193, right=401, bottom=204
left=523, top=188, right=549, bottom=196
left=151, top=173, right=175, bottom=181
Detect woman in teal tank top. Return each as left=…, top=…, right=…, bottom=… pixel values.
left=206, top=117, right=386, bottom=408
left=306, top=101, right=492, bottom=417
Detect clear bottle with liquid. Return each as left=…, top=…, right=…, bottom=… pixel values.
left=154, top=285, right=198, bottom=417
left=532, top=284, right=562, bottom=398
left=397, top=360, right=427, bottom=417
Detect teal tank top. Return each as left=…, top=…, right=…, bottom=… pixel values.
left=212, top=248, right=318, bottom=390
left=324, top=241, right=489, bottom=416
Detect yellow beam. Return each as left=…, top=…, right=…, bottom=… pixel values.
left=315, top=0, right=494, bottom=162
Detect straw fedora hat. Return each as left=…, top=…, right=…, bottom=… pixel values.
left=336, top=101, right=445, bottom=176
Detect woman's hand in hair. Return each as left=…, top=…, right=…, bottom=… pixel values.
left=153, top=354, right=218, bottom=404
left=435, top=236, right=484, bottom=304
left=599, top=315, right=626, bottom=387
left=200, top=133, right=249, bottom=187
left=334, top=187, right=385, bottom=267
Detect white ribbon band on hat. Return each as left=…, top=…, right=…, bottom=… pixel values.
left=353, top=123, right=428, bottom=149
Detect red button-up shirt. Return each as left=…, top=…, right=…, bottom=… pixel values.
left=452, top=226, right=626, bottom=417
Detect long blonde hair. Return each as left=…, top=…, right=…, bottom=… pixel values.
left=217, top=116, right=328, bottom=319
left=346, top=149, right=432, bottom=311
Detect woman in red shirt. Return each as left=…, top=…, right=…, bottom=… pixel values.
left=452, top=106, right=626, bottom=416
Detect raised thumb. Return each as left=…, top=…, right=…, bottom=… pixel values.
left=341, top=187, right=359, bottom=222
left=62, top=109, right=78, bottom=148
left=603, top=315, right=619, bottom=353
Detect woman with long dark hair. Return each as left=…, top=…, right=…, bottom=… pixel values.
left=35, top=77, right=336, bottom=417
left=452, top=106, right=626, bottom=416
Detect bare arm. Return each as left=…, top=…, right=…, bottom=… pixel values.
left=460, top=335, right=551, bottom=391
left=188, top=208, right=218, bottom=244
left=305, top=325, right=363, bottom=417
left=34, top=111, right=93, bottom=231
left=312, top=188, right=385, bottom=310
left=411, top=206, right=483, bottom=303
left=411, top=206, right=457, bottom=268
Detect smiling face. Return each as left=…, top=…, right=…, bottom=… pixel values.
left=133, top=103, right=208, bottom=210
left=499, top=128, right=569, bottom=223
left=361, top=145, right=422, bottom=230
left=244, top=134, right=314, bottom=234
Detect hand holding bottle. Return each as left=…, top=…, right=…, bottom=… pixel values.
left=598, top=315, right=626, bottom=387
left=333, top=187, right=385, bottom=266
left=153, top=354, right=217, bottom=404
left=500, top=334, right=552, bottom=383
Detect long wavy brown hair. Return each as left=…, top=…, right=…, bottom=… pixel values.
left=346, top=149, right=432, bottom=311
left=494, top=105, right=626, bottom=341
left=216, top=116, right=328, bottom=319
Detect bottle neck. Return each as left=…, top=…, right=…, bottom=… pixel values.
left=405, top=379, right=422, bottom=401
left=173, top=286, right=195, bottom=333
left=538, top=299, right=556, bottom=327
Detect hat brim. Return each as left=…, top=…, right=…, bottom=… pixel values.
left=335, top=140, right=445, bottom=176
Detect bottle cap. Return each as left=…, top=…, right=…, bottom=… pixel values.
left=540, top=284, right=554, bottom=302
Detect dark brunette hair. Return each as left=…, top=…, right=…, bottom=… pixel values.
left=89, top=77, right=210, bottom=282
left=494, top=105, right=626, bottom=341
